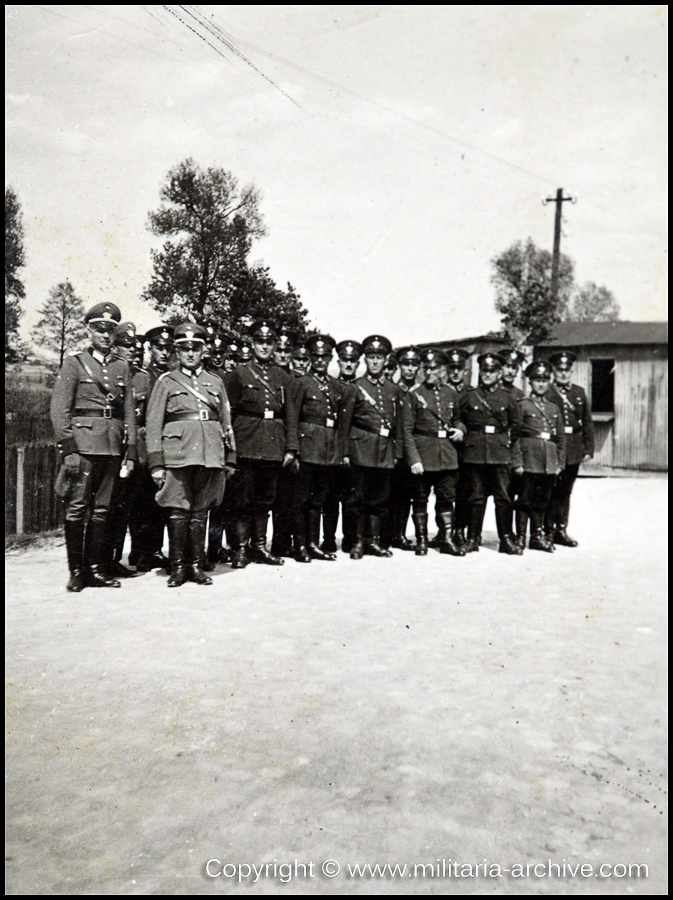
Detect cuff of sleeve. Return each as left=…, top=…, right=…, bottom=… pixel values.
left=225, top=450, right=237, bottom=466
left=147, top=451, right=165, bottom=469
left=125, top=444, right=138, bottom=462
left=59, top=438, right=78, bottom=457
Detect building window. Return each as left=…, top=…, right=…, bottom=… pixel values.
left=590, top=358, right=615, bottom=413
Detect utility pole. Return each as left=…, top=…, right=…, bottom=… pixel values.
left=542, top=188, right=576, bottom=304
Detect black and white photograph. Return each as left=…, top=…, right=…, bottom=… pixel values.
left=6, top=5, right=667, bottom=895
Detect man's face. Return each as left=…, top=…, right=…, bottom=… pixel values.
left=292, top=355, right=311, bottom=376
left=224, top=355, right=238, bottom=372
left=273, top=346, right=292, bottom=368
left=424, top=362, right=442, bottom=386
left=480, top=367, right=500, bottom=387
left=253, top=336, right=275, bottom=362
left=133, top=342, right=145, bottom=368
left=502, top=362, right=518, bottom=384
left=310, top=353, right=330, bottom=375
left=177, top=342, right=204, bottom=371
left=447, top=364, right=465, bottom=386
left=400, top=361, right=420, bottom=384
left=531, top=377, right=550, bottom=397
left=553, top=366, right=573, bottom=386
left=338, top=356, right=358, bottom=378
left=89, top=322, right=116, bottom=354
left=150, top=342, right=171, bottom=369
left=114, top=344, right=135, bottom=363
left=366, top=352, right=386, bottom=377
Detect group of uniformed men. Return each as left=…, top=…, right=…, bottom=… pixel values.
left=50, top=302, right=594, bottom=592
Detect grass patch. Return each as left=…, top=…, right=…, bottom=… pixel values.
left=5, top=529, right=63, bottom=554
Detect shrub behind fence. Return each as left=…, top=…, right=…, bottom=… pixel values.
left=5, top=443, right=64, bottom=535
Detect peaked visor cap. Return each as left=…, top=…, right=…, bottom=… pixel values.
left=501, top=348, right=526, bottom=366
left=548, top=350, right=577, bottom=369
left=146, top=325, right=174, bottom=345
left=477, top=352, right=506, bottom=370
left=336, top=340, right=362, bottom=360
left=291, top=343, right=311, bottom=360
left=276, top=329, right=297, bottom=349
left=250, top=320, right=278, bottom=340
left=85, top=302, right=122, bottom=325
left=362, top=334, right=392, bottom=355
left=445, top=348, right=470, bottom=367
left=174, top=322, right=208, bottom=344
left=113, top=321, right=137, bottom=346
left=420, top=347, right=446, bottom=366
left=238, top=344, right=254, bottom=360
left=307, top=334, right=336, bottom=356
left=397, top=346, right=421, bottom=364
left=525, top=360, right=552, bottom=380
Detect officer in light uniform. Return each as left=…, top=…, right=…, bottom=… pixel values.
left=546, top=350, right=595, bottom=546
left=131, top=325, right=174, bottom=571
left=146, top=323, right=235, bottom=586
left=457, top=352, right=523, bottom=554
left=50, top=302, right=137, bottom=591
left=512, top=361, right=566, bottom=551
left=339, top=335, right=402, bottom=559
left=401, top=348, right=467, bottom=556
left=225, top=320, right=298, bottom=567
left=321, top=340, right=361, bottom=554
left=288, top=334, right=348, bottom=562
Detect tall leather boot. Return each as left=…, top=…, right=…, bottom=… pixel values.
left=438, top=509, right=466, bottom=556
left=428, top=508, right=442, bottom=549
left=230, top=518, right=250, bottom=569
left=496, top=506, right=523, bottom=555
left=553, top=500, right=578, bottom=546
left=167, top=508, right=189, bottom=587
left=250, top=514, right=284, bottom=565
left=85, top=519, right=122, bottom=587
left=364, top=515, right=393, bottom=557
left=293, top=512, right=312, bottom=563
left=321, top=507, right=339, bottom=555
left=64, top=520, right=86, bottom=592
left=391, top=498, right=414, bottom=550
left=187, top=511, right=213, bottom=584
left=204, top=508, right=224, bottom=571
left=544, top=505, right=556, bottom=545
left=349, top=516, right=366, bottom=560
left=529, top=511, right=555, bottom=552
left=412, top=512, right=428, bottom=557
left=341, top=508, right=356, bottom=553
left=307, top=509, right=336, bottom=560
left=515, top=509, right=529, bottom=550
left=464, top=505, right=485, bottom=553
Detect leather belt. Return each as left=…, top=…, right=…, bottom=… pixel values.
left=300, top=414, right=336, bottom=428
left=237, top=410, right=278, bottom=420
left=72, top=407, right=121, bottom=419
left=522, top=431, right=555, bottom=442
left=564, top=425, right=583, bottom=434
left=413, top=427, right=450, bottom=438
left=165, top=410, right=217, bottom=423
left=470, top=424, right=506, bottom=435
left=352, top=420, right=391, bottom=436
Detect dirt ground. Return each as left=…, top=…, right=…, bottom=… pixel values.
left=5, top=476, right=668, bottom=895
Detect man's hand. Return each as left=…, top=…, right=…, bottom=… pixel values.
left=449, top=428, right=463, bottom=442
left=282, top=451, right=297, bottom=470
left=224, top=465, right=237, bottom=479
left=151, top=467, right=166, bottom=487
left=583, top=453, right=592, bottom=463
left=411, top=462, right=424, bottom=475
left=63, top=453, right=81, bottom=473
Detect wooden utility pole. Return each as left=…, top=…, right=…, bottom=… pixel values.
left=543, top=188, right=576, bottom=303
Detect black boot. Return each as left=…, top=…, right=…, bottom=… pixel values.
left=553, top=517, right=578, bottom=547
left=530, top=527, right=555, bottom=552
left=464, top=505, right=485, bottom=553
left=515, top=510, right=529, bottom=550
left=412, top=512, right=428, bottom=556
left=204, top=508, right=224, bottom=571
left=167, top=508, right=189, bottom=587
left=321, top=508, right=339, bottom=555
left=187, top=511, right=213, bottom=584
left=428, top=509, right=442, bottom=549
left=230, top=518, right=250, bottom=569
left=496, top=506, right=523, bottom=555
left=85, top=520, right=121, bottom=587
left=349, top=516, right=366, bottom=560
left=293, top=512, right=312, bottom=563
left=307, top=509, right=336, bottom=560
left=64, top=520, right=86, bottom=592
left=341, top=509, right=356, bottom=553
left=391, top=498, right=414, bottom=550
left=249, top=514, right=284, bottom=565
left=438, top=510, right=466, bottom=556
left=364, top=515, right=393, bottom=557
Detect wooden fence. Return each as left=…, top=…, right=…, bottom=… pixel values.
left=5, top=442, right=64, bottom=535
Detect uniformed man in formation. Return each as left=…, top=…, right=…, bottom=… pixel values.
left=51, top=305, right=595, bottom=589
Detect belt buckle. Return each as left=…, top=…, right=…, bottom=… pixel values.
left=199, top=409, right=209, bottom=421
left=438, top=429, right=447, bottom=439
left=484, top=425, right=495, bottom=434
left=379, top=426, right=390, bottom=437
left=264, top=410, right=274, bottom=419
left=540, top=431, right=551, bottom=441
left=565, top=426, right=573, bottom=434
left=103, top=406, right=112, bottom=419
left=326, top=417, right=335, bottom=429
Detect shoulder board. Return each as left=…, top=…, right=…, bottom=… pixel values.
left=157, top=370, right=173, bottom=382
left=409, top=383, right=421, bottom=392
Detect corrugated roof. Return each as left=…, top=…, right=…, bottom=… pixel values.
left=537, top=321, right=668, bottom=347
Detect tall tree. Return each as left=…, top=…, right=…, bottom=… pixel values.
left=31, top=281, right=89, bottom=368
left=5, top=186, right=26, bottom=361
left=491, top=238, right=574, bottom=344
left=566, top=281, right=620, bottom=322
left=142, top=158, right=266, bottom=322
left=227, top=264, right=312, bottom=336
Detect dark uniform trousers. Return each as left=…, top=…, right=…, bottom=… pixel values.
left=413, top=469, right=459, bottom=511
left=351, top=465, right=391, bottom=516
left=322, top=464, right=356, bottom=551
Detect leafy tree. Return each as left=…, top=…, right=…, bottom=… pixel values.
left=5, top=186, right=27, bottom=361
left=491, top=238, right=574, bottom=344
left=566, top=281, right=620, bottom=322
left=142, top=158, right=266, bottom=322
left=227, top=264, right=312, bottom=336
left=30, top=281, right=89, bottom=368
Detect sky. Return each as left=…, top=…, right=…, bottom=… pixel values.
left=5, top=5, right=668, bottom=348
